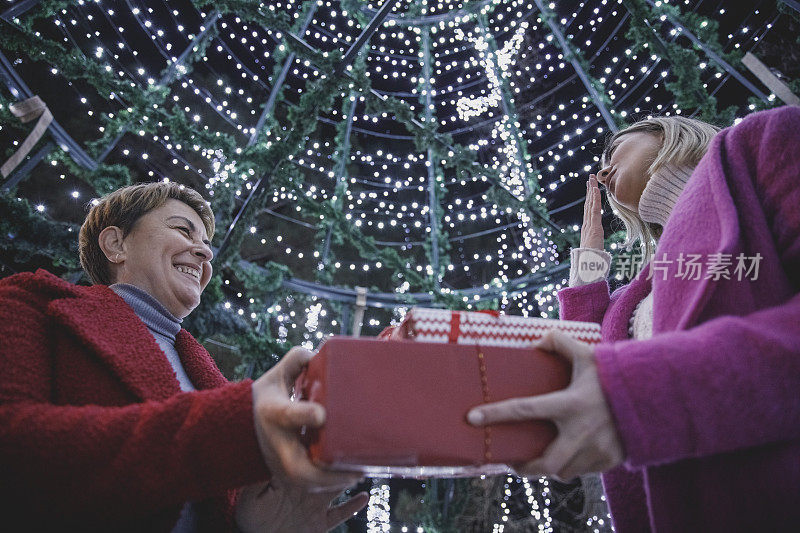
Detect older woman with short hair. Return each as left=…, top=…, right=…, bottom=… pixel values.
left=0, top=181, right=366, bottom=531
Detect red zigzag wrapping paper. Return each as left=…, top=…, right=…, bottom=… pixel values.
left=393, top=307, right=601, bottom=346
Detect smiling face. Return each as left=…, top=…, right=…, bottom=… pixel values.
left=597, top=131, right=662, bottom=212
left=112, top=199, right=213, bottom=318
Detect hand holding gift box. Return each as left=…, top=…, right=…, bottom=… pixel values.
left=297, top=310, right=609, bottom=477
left=468, top=330, right=624, bottom=482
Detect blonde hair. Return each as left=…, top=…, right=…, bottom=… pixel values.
left=602, top=115, right=720, bottom=264
left=79, top=182, right=215, bottom=285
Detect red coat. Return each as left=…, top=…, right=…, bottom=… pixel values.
left=0, top=269, right=269, bottom=531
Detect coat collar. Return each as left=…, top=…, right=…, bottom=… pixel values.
left=38, top=270, right=226, bottom=400
left=651, top=131, right=741, bottom=332
left=602, top=263, right=652, bottom=341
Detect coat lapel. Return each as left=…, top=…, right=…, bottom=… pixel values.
left=47, top=285, right=182, bottom=401
left=175, top=329, right=228, bottom=390
left=653, top=133, right=741, bottom=333
left=602, top=263, right=652, bottom=341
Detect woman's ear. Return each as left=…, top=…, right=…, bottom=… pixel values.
left=98, top=226, right=126, bottom=264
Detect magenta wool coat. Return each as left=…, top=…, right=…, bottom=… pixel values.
left=0, top=269, right=269, bottom=531
left=558, top=106, right=800, bottom=532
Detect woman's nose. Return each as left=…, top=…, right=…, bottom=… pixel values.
left=193, top=242, right=214, bottom=262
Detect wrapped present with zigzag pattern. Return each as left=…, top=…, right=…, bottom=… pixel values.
left=386, top=307, right=601, bottom=346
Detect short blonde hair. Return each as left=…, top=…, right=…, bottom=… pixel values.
left=602, top=115, right=720, bottom=264
left=79, top=182, right=215, bottom=285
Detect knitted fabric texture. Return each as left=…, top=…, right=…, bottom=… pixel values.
left=111, top=283, right=196, bottom=393
left=637, top=163, right=694, bottom=227
left=110, top=283, right=198, bottom=532
left=628, top=291, right=654, bottom=339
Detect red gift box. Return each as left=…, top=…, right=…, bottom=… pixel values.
left=295, top=337, right=571, bottom=477
left=385, top=308, right=601, bottom=347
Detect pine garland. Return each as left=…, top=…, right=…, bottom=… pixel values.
left=536, top=2, right=625, bottom=130
left=622, top=0, right=738, bottom=125
left=0, top=193, right=81, bottom=274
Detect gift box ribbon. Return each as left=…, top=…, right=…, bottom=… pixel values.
left=1, top=96, right=53, bottom=178
left=448, top=309, right=501, bottom=344
left=474, top=345, right=494, bottom=462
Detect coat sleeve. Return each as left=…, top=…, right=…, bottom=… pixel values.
left=557, top=279, right=612, bottom=324
left=0, top=280, right=269, bottom=522
left=594, top=106, right=800, bottom=469
left=595, top=293, right=800, bottom=468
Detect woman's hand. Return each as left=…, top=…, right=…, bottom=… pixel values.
left=467, top=330, right=624, bottom=481
left=580, top=174, right=604, bottom=250
left=250, top=347, right=362, bottom=490
left=235, top=480, right=369, bottom=533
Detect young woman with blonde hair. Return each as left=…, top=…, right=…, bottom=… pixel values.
left=469, top=106, right=800, bottom=531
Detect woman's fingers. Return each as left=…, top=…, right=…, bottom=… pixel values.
left=589, top=175, right=601, bottom=218
left=467, top=389, right=571, bottom=426
left=518, top=434, right=582, bottom=481
left=532, top=329, right=588, bottom=364
left=278, top=346, right=315, bottom=389
left=580, top=174, right=604, bottom=250
left=278, top=438, right=362, bottom=489
left=326, top=492, right=369, bottom=530
left=275, top=401, right=325, bottom=429
left=584, top=179, right=590, bottom=218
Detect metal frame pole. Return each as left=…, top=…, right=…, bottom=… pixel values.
left=97, top=11, right=222, bottom=162
left=532, top=0, right=619, bottom=132
left=0, top=0, right=41, bottom=22
left=321, top=92, right=358, bottom=264
left=779, top=0, right=800, bottom=13
left=0, top=141, right=53, bottom=191
left=421, top=26, right=441, bottom=290
left=335, top=0, right=399, bottom=75
left=642, top=0, right=770, bottom=102
left=476, top=11, right=535, bottom=197
left=249, top=4, right=318, bottom=146
left=217, top=0, right=403, bottom=260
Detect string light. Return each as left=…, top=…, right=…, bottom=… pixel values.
left=366, top=481, right=390, bottom=532
left=2, top=0, right=775, bottom=529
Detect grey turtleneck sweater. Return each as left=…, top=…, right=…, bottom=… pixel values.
left=110, top=283, right=198, bottom=532
left=110, top=283, right=195, bottom=392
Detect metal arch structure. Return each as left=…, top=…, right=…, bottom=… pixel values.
left=321, top=92, right=358, bottom=264
left=640, top=0, right=770, bottom=103
left=357, top=0, right=493, bottom=27
left=473, top=10, right=570, bottom=271
left=279, top=262, right=571, bottom=308
left=0, top=6, right=222, bottom=179
left=475, top=10, right=538, bottom=199
left=0, top=0, right=41, bottom=22
left=3, top=0, right=781, bottom=314
left=421, top=26, right=441, bottom=290
left=215, top=0, right=404, bottom=260
left=780, top=0, right=800, bottom=13
left=97, top=10, right=223, bottom=163
left=531, top=0, right=619, bottom=133
left=0, top=49, right=97, bottom=171
left=249, top=3, right=318, bottom=147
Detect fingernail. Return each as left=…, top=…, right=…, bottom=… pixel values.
left=467, top=410, right=484, bottom=425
